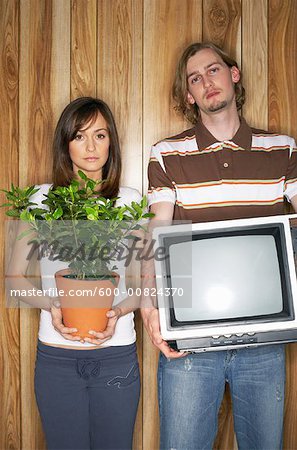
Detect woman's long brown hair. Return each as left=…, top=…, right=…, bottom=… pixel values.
left=52, top=97, right=121, bottom=199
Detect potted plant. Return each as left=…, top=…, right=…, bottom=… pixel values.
left=2, top=170, right=152, bottom=337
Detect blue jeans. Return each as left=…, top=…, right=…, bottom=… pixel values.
left=158, top=345, right=285, bottom=450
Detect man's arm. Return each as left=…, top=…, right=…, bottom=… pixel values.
left=290, top=194, right=297, bottom=213
left=141, top=201, right=186, bottom=358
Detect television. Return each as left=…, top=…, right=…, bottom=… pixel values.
left=153, top=214, right=297, bottom=352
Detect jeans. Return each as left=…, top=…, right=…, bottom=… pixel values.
left=35, top=341, right=140, bottom=450
left=158, top=345, right=285, bottom=450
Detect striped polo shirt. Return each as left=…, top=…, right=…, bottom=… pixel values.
left=148, top=118, right=297, bottom=222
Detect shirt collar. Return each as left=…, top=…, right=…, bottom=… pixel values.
left=195, top=116, right=252, bottom=151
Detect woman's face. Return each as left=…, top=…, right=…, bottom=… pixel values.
left=69, top=112, right=110, bottom=181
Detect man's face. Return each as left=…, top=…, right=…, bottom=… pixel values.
left=186, top=48, right=240, bottom=117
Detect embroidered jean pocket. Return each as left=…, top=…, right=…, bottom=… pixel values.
left=107, top=362, right=140, bottom=389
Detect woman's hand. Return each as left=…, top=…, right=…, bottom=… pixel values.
left=50, top=305, right=81, bottom=342
left=84, top=306, right=122, bottom=345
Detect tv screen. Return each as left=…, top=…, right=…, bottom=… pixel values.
left=153, top=215, right=297, bottom=352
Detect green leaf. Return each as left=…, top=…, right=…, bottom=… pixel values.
left=20, top=210, right=33, bottom=221
left=6, top=209, right=20, bottom=217
left=25, top=186, right=40, bottom=197
left=85, top=207, right=97, bottom=215
left=132, top=201, right=143, bottom=214
left=30, top=208, right=47, bottom=217
left=87, top=214, right=97, bottom=220
left=86, top=179, right=96, bottom=191
left=140, top=196, right=148, bottom=208
left=52, top=207, right=63, bottom=219
left=5, top=192, right=19, bottom=201
left=77, top=170, right=88, bottom=181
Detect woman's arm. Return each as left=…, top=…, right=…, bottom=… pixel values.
left=7, top=221, right=52, bottom=309
left=7, top=221, right=81, bottom=342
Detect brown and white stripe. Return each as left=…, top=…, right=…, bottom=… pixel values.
left=148, top=118, right=297, bottom=223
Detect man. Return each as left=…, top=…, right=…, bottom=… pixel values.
left=141, top=42, right=297, bottom=450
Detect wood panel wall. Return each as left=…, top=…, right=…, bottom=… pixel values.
left=1, top=1, right=297, bottom=449
left=0, top=2, right=20, bottom=449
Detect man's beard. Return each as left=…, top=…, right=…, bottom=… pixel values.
left=207, top=100, right=228, bottom=113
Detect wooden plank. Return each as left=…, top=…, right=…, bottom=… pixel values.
left=215, top=386, right=237, bottom=450
left=0, top=1, right=20, bottom=449
left=143, top=1, right=202, bottom=448
left=19, top=0, right=55, bottom=448
left=97, top=0, right=143, bottom=191
left=284, top=344, right=297, bottom=450
left=71, top=0, right=97, bottom=99
left=268, top=0, right=297, bottom=138
left=202, top=0, right=241, bottom=64
left=242, top=0, right=268, bottom=130
left=51, top=0, right=71, bottom=123
left=269, top=4, right=297, bottom=448
left=19, top=0, right=54, bottom=186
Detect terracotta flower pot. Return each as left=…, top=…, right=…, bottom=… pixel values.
left=55, top=269, right=119, bottom=338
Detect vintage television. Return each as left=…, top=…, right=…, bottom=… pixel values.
left=153, top=214, right=297, bottom=352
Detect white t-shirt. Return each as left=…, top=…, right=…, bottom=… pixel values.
left=30, top=184, right=142, bottom=347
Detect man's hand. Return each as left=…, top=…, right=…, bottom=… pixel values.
left=84, top=306, right=122, bottom=345
left=141, top=307, right=186, bottom=358
left=51, top=305, right=81, bottom=342
left=140, top=202, right=185, bottom=358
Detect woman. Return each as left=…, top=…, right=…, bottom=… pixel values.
left=9, top=97, right=141, bottom=450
